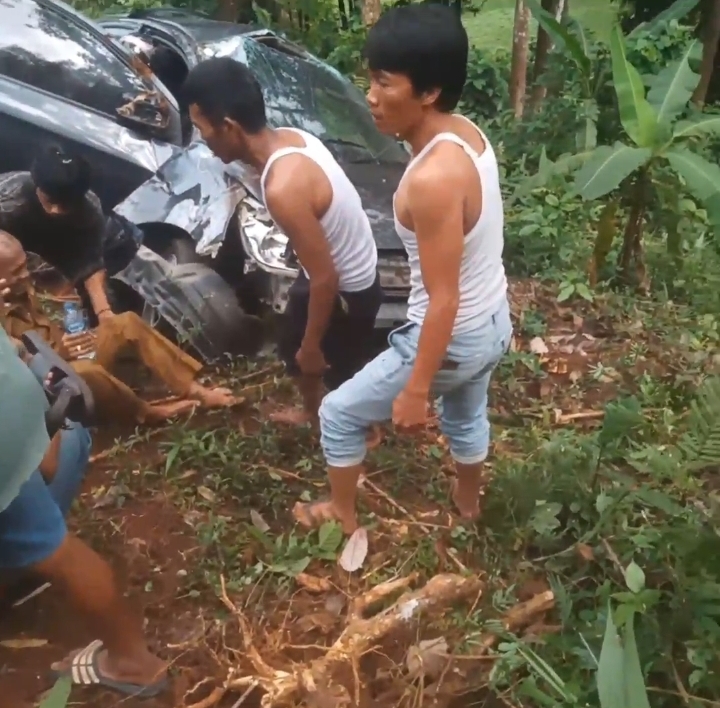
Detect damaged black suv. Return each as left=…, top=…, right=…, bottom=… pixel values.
left=0, top=1, right=411, bottom=360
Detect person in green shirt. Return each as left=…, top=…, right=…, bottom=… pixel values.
left=0, top=325, right=168, bottom=698
left=0, top=312, right=50, bottom=511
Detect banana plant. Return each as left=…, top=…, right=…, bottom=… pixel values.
left=526, top=0, right=702, bottom=155
left=526, top=0, right=601, bottom=152
left=519, top=23, right=720, bottom=287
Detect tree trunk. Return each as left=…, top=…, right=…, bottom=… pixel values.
left=528, top=0, right=566, bottom=112
left=509, top=0, right=531, bottom=118
left=215, top=0, right=241, bottom=21
left=362, top=0, right=382, bottom=26
left=692, top=0, right=720, bottom=105
left=618, top=174, right=649, bottom=293
left=561, top=0, right=570, bottom=22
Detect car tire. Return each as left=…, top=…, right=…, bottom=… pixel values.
left=141, top=262, right=266, bottom=359
left=140, top=223, right=206, bottom=266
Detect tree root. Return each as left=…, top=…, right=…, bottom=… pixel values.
left=188, top=573, right=482, bottom=707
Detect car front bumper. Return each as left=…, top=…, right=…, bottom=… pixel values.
left=249, top=260, right=409, bottom=330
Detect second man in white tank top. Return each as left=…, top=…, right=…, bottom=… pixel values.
left=295, top=5, right=513, bottom=535
left=183, top=58, right=383, bottom=426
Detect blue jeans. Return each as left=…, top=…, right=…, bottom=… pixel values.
left=0, top=423, right=91, bottom=570
left=319, top=298, right=512, bottom=467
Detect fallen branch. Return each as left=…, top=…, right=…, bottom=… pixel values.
left=350, top=572, right=419, bottom=619
left=554, top=410, right=605, bottom=425
left=360, top=476, right=413, bottom=519
left=216, top=573, right=482, bottom=707
left=473, top=590, right=555, bottom=656
left=235, top=363, right=282, bottom=384
left=89, top=427, right=166, bottom=463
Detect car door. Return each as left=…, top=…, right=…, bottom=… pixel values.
left=0, top=0, right=182, bottom=209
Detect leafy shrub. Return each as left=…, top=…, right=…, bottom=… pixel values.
left=460, top=46, right=510, bottom=124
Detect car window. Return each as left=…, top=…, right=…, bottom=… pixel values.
left=0, top=0, right=150, bottom=117
left=202, top=34, right=407, bottom=164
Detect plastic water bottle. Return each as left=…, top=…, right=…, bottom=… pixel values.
left=63, top=302, right=95, bottom=360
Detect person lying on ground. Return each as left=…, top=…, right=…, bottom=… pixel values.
left=0, top=231, right=238, bottom=425
left=293, top=5, right=513, bottom=534
left=182, top=58, right=384, bottom=437
left=0, top=145, right=134, bottom=327
left=0, top=327, right=168, bottom=698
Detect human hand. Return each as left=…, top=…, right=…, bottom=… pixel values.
left=392, top=388, right=428, bottom=433
left=295, top=344, right=327, bottom=377
left=62, top=331, right=95, bottom=360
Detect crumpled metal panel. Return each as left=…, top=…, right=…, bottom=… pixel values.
left=112, top=244, right=221, bottom=361
left=113, top=141, right=261, bottom=257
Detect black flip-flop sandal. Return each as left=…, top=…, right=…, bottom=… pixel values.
left=50, top=640, right=168, bottom=699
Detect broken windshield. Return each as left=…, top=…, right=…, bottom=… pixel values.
left=201, top=34, right=407, bottom=164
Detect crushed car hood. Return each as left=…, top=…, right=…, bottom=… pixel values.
left=114, top=140, right=405, bottom=255
left=341, top=162, right=405, bottom=251
left=113, top=141, right=255, bottom=257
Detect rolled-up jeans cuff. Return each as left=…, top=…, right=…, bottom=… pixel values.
left=323, top=452, right=366, bottom=468
left=451, top=450, right=488, bottom=465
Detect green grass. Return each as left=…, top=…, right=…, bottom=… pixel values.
left=463, top=0, right=621, bottom=51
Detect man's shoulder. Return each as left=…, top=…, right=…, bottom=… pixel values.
left=0, top=172, right=33, bottom=213
left=407, top=148, right=465, bottom=196
left=265, top=157, right=313, bottom=204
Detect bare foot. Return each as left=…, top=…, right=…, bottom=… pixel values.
left=143, top=399, right=197, bottom=424
left=269, top=406, right=318, bottom=428
left=51, top=645, right=167, bottom=688
left=450, top=478, right=481, bottom=520
left=191, top=385, right=240, bottom=408
left=293, top=499, right=357, bottom=535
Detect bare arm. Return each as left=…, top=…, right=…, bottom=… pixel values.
left=404, top=163, right=467, bottom=396
left=83, top=269, right=112, bottom=319
left=265, top=178, right=339, bottom=350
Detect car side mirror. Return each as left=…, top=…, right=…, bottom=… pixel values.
left=115, top=91, right=171, bottom=138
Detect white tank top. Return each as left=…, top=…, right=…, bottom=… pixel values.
left=260, top=128, right=378, bottom=292
left=394, top=117, right=507, bottom=334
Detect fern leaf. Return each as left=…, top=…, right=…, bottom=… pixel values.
left=679, top=377, right=720, bottom=470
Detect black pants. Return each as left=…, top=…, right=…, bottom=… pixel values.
left=278, top=271, right=383, bottom=391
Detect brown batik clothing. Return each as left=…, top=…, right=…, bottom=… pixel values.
left=2, top=293, right=202, bottom=425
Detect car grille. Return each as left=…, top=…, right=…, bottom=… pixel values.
left=378, top=254, right=410, bottom=298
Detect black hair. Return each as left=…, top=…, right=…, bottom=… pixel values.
left=363, top=4, right=469, bottom=112
left=181, top=57, right=267, bottom=134
left=149, top=45, right=189, bottom=97
left=30, top=145, right=91, bottom=206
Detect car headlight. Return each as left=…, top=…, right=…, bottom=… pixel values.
left=239, top=202, right=295, bottom=275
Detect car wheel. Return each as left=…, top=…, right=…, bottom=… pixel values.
left=140, top=223, right=205, bottom=266
left=144, top=262, right=266, bottom=359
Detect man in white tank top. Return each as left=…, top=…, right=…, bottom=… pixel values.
left=293, top=5, right=512, bottom=534
left=182, top=58, right=382, bottom=426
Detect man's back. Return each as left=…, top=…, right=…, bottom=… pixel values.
left=260, top=128, right=378, bottom=293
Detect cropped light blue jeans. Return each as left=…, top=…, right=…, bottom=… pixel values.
left=319, top=298, right=513, bottom=468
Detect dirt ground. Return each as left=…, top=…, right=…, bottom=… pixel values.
left=0, top=277, right=697, bottom=708
left=0, top=434, right=214, bottom=708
